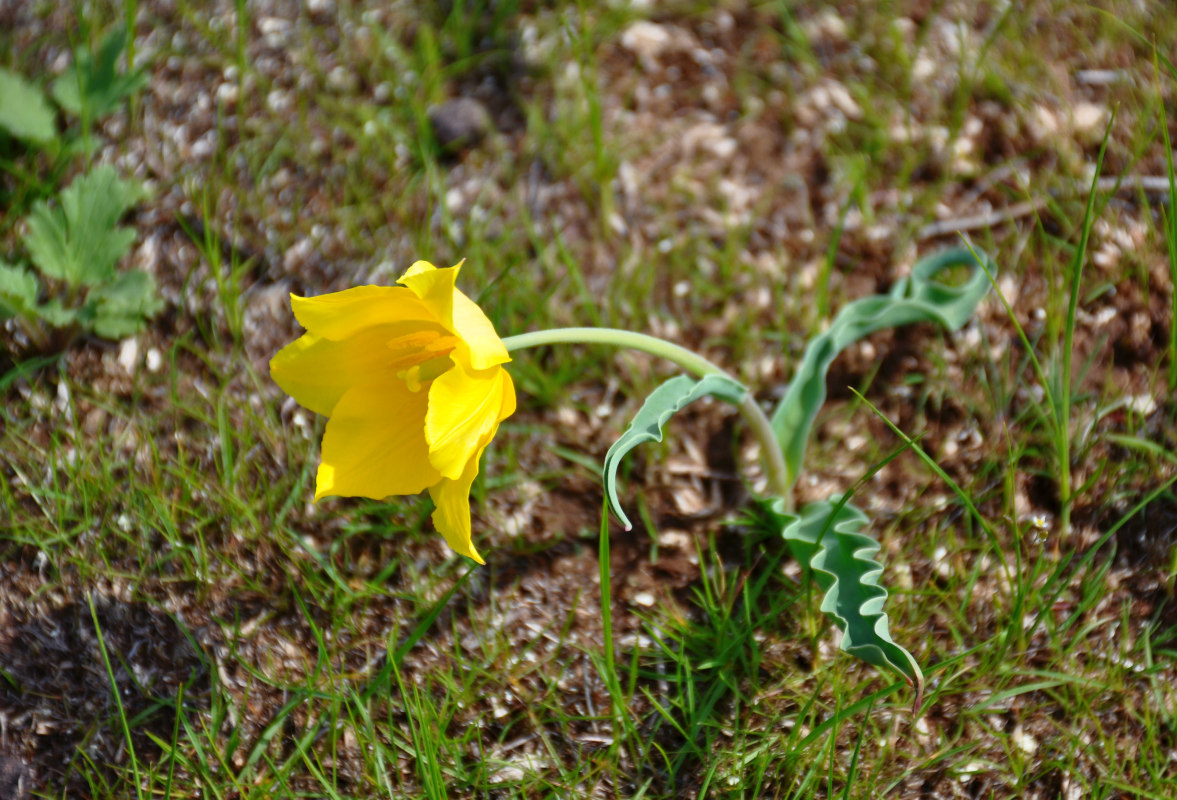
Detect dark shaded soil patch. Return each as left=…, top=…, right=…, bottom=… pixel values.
left=0, top=597, right=210, bottom=797
left=1113, top=491, right=1177, bottom=571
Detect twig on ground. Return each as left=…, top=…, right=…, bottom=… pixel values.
left=919, top=175, right=1173, bottom=240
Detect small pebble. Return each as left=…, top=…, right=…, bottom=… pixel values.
left=146, top=348, right=163, bottom=372
left=427, top=98, right=492, bottom=150
left=118, top=338, right=140, bottom=374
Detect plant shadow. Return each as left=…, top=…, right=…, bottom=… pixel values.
left=0, top=594, right=212, bottom=797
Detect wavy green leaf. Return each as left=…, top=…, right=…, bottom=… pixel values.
left=603, top=373, right=747, bottom=530
left=770, top=247, right=994, bottom=486
left=771, top=496, right=923, bottom=706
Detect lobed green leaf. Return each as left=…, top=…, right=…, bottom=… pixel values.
left=0, top=261, right=41, bottom=320
left=0, top=68, right=57, bottom=144
left=34, top=299, right=78, bottom=328
left=770, top=247, right=995, bottom=486
left=771, top=496, right=923, bottom=705
left=83, top=268, right=164, bottom=338
left=603, top=373, right=747, bottom=530
left=23, top=165, right=147, bottom=288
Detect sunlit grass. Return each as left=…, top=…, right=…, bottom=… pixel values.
left=2, top=0, right=1177, bottom=798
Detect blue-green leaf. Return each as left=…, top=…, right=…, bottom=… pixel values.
left=603, top=373, right=747, bottom=530
left=771, top=247, right=994, bottom=485
left=23, top=166, right=147, bottom=287
left=0, top=68, right=57, bottom=144
left=771, top=496, right=923, bottom=704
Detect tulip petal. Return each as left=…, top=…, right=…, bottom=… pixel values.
left=425, top=363, right=516, bottom=480
left=316, top=380, right=441, bottom=501
left=452, top=290, right=511, bottom=369
left=271, top=324, right=429, bottom=416
left=398, top=261, right=454, bottom=329
left=428, top=446, right=487, bottom=564
left=398, top=261, right=509, bottom=370
left=291, top=286, right=437, bottom=341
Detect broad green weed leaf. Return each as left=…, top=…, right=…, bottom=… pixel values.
left=23, top=165, right=146, bottom=287
left=51, top=27, right=147, bottom=121
left=34, top=299, right=78, bottom=328
left=0, top=261, right=40, bottom=320
left=0, top=68, right=57, bottom=144
left=603, top=373, right=746, bottom=529
left=770, top=248, right=994, bottom=485
left=771, top=496, right=923, bottom=705
left=84, top=268, right=163, bottom=337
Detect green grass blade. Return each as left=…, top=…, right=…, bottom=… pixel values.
left=852, top=389, right=1009, bottom=578
left=355, top=567, right=475, bottom=705
left=1058, top=108, right=1115, bottom=532
left=88, top=594, right=145, bottom=800
left=795, top=681, right=905, bottom=753
left=1156, top=58, right=1177, bottom=389
left=594, top=494, right=630, bottom=768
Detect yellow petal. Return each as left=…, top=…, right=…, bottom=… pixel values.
left=425, top=363, right=515, bottom=480
left=315, top=380, right=441, bottom=501
left=398, top=261, right=510, bottom=370
left=452, top=289, right=511, bottom=370
left=397, top=262, right=454, bottom=330
left=291, top=285, right=436, bottom=341
left=271, top=323, right=432, bottom=416
left=428, top=446, right=487, bottom=564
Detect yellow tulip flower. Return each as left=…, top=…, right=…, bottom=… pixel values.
left=270, top=260, right=515, bottom=563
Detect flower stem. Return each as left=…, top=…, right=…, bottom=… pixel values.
left=502, top=327, right=792, bottom=510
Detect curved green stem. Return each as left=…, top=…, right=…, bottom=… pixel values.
left=502, top=327, right=792, bottom=510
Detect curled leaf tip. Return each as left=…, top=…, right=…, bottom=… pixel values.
left=602, top=373, right=747, bottom=529
left=770, top=247, right=994, bottom=486
left=912, top=680, right=925, bottom=718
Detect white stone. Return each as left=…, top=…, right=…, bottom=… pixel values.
left=1030, top=105, right=1060, bottom=141
left=1012, top=724, right=1038, bottom=755
left=1126, top=394, right=1157, bottom=416
left=620, top=21, right=673, bottom=63
left=1073, top=101, right=1106, bottom=134
left=826, top=82, right=862, bottom=119
left=146, top=348, right=163, bottom=372
left=117, top=338, right=139, bottom=374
